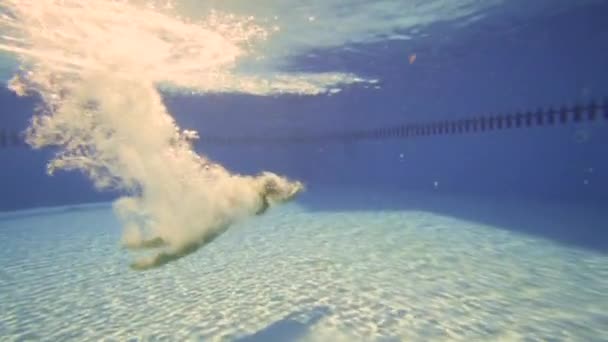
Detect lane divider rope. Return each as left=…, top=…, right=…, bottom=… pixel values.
left=1, top=98, right=606, bottom=149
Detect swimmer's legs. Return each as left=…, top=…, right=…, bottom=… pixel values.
left=126, top=174, right=304, bottom=270
left=130, top=240, right=202, bottom=270
left=124, top=236, right=168, bottom=250
left=129, top=225, right=228, bottom=270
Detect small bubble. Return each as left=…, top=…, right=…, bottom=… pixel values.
left=433, top=181, right=439, bottom=189
left=409, top=54, right=417, bottom=64
left=584, top=179, right=589, bottom=185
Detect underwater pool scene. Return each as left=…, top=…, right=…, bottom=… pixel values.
left=1, top=0, right=608, bottom=341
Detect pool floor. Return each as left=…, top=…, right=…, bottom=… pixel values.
left=0, top=190, right=606, bottom=341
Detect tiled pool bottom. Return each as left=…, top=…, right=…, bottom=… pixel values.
left=0, top=192, right=606, bottom=341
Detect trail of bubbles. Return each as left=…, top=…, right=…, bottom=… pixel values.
left=0, top=0, right=357, bottom=268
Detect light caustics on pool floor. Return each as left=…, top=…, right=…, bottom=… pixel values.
left=0, top=193, right=606, bottom=341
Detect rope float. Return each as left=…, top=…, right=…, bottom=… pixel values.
left=199, top=98, right=608, bottom=145
left=0, top=98, right=606, bottom=149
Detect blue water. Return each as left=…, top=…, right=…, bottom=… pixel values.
left=2, top=1, right=608, bottom=341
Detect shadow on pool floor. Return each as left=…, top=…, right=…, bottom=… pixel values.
left=235, top=306, right=330, bottom=342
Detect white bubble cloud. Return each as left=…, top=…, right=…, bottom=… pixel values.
left=0, top=0, right=313, bottom=269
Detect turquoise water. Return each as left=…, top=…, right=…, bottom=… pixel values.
left=1, top=190, right=606, bottom=341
